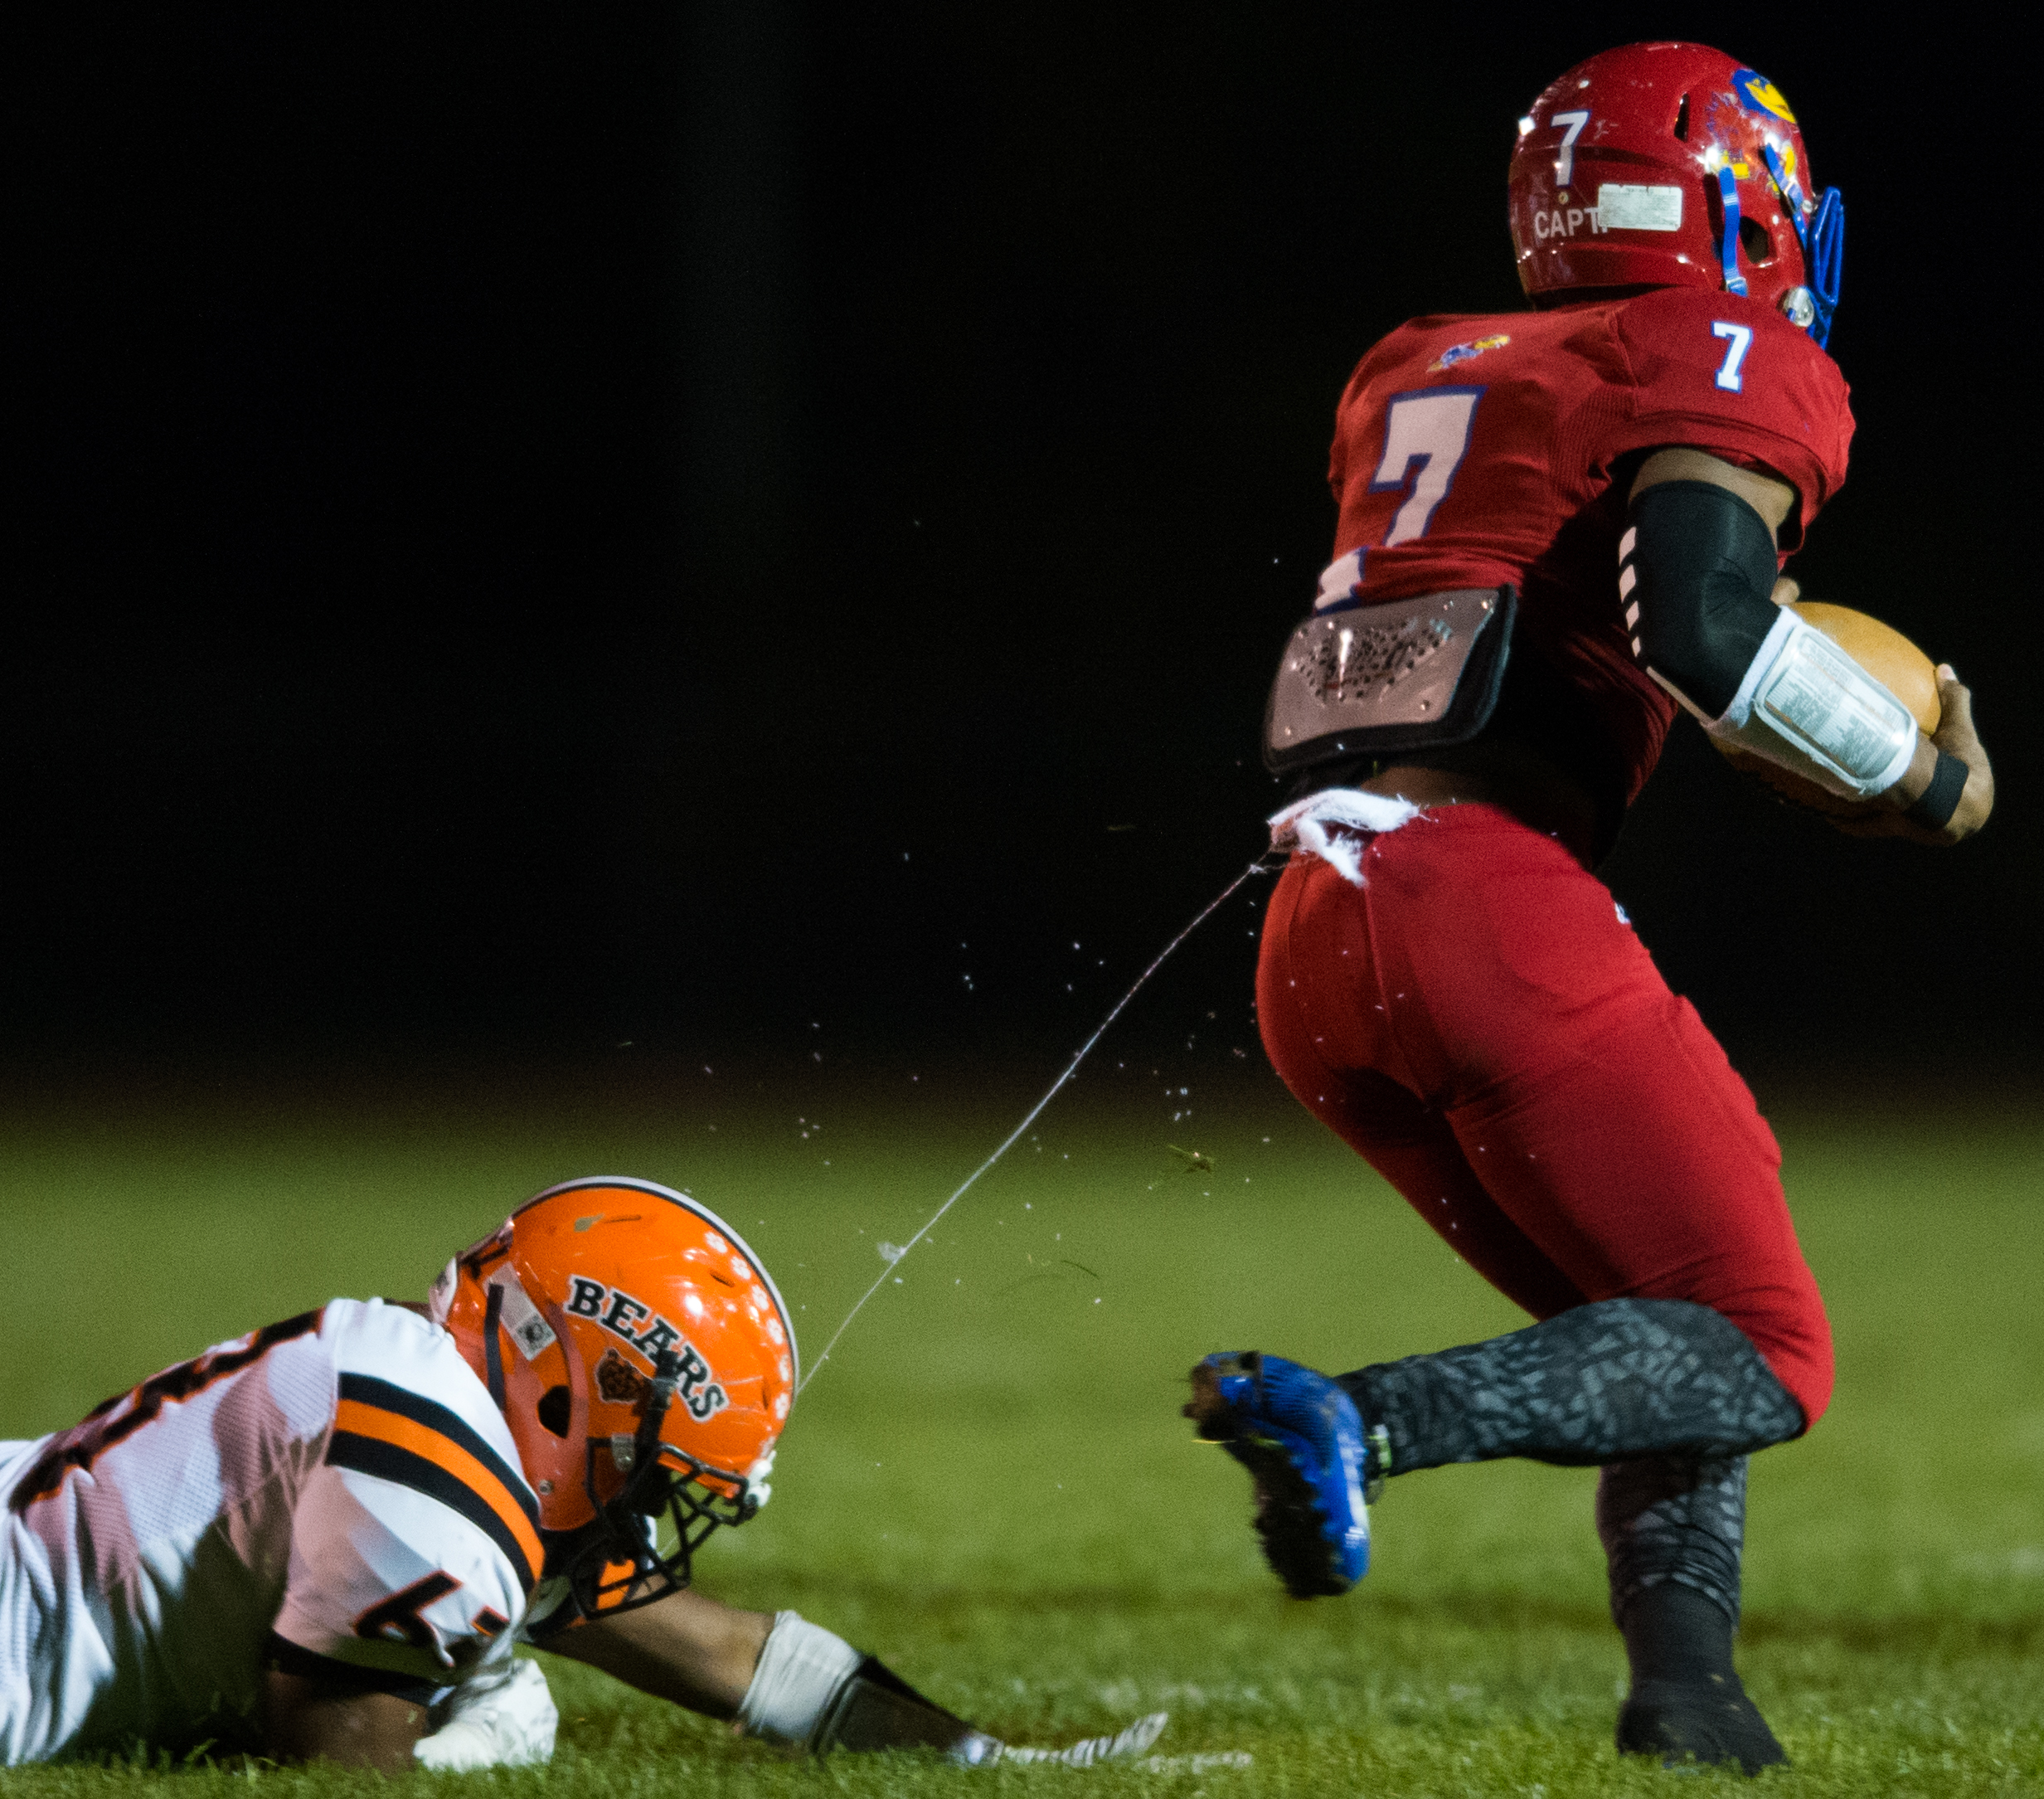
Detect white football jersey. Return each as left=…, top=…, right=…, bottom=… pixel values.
left=0, top=1300, right=541, bottom=1764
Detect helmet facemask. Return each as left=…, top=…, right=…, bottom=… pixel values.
left=548, top=1345, right=765, bottom=1619
left=1759, top=141, right=1843, bottom=348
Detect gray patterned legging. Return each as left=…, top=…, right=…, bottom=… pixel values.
left=1339, top=1296, right=1804, bottom=1623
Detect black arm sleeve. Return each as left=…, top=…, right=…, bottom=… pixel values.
left=812, top=1656, right=998, bottom=1759
left=1621, top=479, right=1784, bottom=721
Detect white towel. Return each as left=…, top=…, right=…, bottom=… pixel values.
left=1267, top=788, right=1420, bottom=885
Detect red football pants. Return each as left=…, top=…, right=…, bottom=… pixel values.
left=1256, top=804, right=1833, bottom=1427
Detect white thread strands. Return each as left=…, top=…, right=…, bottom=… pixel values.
left=795, top=857, right=1276, bottom=1396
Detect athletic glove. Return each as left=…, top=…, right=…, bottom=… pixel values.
left=737, top=1611, right=1168, bottom=1767
left=413, top=1656, right=557, bottom=1770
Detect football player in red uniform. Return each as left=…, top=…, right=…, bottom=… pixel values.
left=1186, top=42, right=1993, bottom=1775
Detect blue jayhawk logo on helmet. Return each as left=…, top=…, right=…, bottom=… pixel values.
left=1731, top=69, right=1797, bottom=124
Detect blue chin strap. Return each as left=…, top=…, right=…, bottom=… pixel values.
left=1760, top=143, right=1845, bottom=349
left=1716, top=166, right=1750, bottom=298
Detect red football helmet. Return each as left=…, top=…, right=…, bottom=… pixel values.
left=432, top=1177, right=798, bottom=1619
left=1508, top=43, right=1843, bottom=346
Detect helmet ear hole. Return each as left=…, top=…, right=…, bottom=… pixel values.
left=1739, top=216, right=1775, bottom=265
left=537, top=1386, right=572, bottom=1438
left=1673, top=92, right=1690, bottom=141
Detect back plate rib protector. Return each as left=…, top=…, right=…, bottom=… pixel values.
left=1264, top=586, right=1517, bottom=774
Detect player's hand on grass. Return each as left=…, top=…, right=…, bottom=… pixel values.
left=993, top=1709, right=1169, bottom=1767
left=414, top=1660, right=556, bottom=1770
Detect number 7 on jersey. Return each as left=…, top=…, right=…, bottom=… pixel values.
left=1368, top=388, right=1483, bottom=545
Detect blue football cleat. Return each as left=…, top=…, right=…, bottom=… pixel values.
left=1186, top=1351, right=1373, bottom=1597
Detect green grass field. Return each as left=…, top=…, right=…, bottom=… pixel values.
left=1, top=1067, right=2037, bottom=1796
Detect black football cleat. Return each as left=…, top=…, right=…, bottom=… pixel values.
left=1617, top=1674, right=1788, bottom=1777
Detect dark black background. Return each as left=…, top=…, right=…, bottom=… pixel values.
left=8, top=7, right=2037, bottom=1080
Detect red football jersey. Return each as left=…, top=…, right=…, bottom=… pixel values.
left=1322, top=288, right=1854, bottom=810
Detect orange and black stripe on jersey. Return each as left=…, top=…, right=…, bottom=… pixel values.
left=327, top=1374, right=544, bottom=1593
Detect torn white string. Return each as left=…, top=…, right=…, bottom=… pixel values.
left=1267, top=787, right=1417, bottom=886
left=796, top=855, right=1276, bottom=1396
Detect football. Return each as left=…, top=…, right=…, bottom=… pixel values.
left=1712, top=602, right=1940, bottom=814
left=1786, top=602, right=1942, bottom=733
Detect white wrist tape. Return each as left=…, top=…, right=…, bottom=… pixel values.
left=736, top=1611, right=862, bottom=1748
left=1700, top=608, right=1918, bottom=798
left=413, top=1658, right=556, bottom=1770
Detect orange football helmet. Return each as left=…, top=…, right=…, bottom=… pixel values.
left=431, top=1176, right=798, bottom=1619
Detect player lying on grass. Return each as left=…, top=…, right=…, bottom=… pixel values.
left=1189, top=41, right=1993, bottom=1779
left=0, top=1176, right=1164, bottom=1771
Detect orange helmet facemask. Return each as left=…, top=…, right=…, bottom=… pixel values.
left=431, top=1177, right=798, bottom=1622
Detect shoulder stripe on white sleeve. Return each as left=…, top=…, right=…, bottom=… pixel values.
left=328, top=1373, right=543, bottom=1592
left=8, top=1307, right=327, bottom=1512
